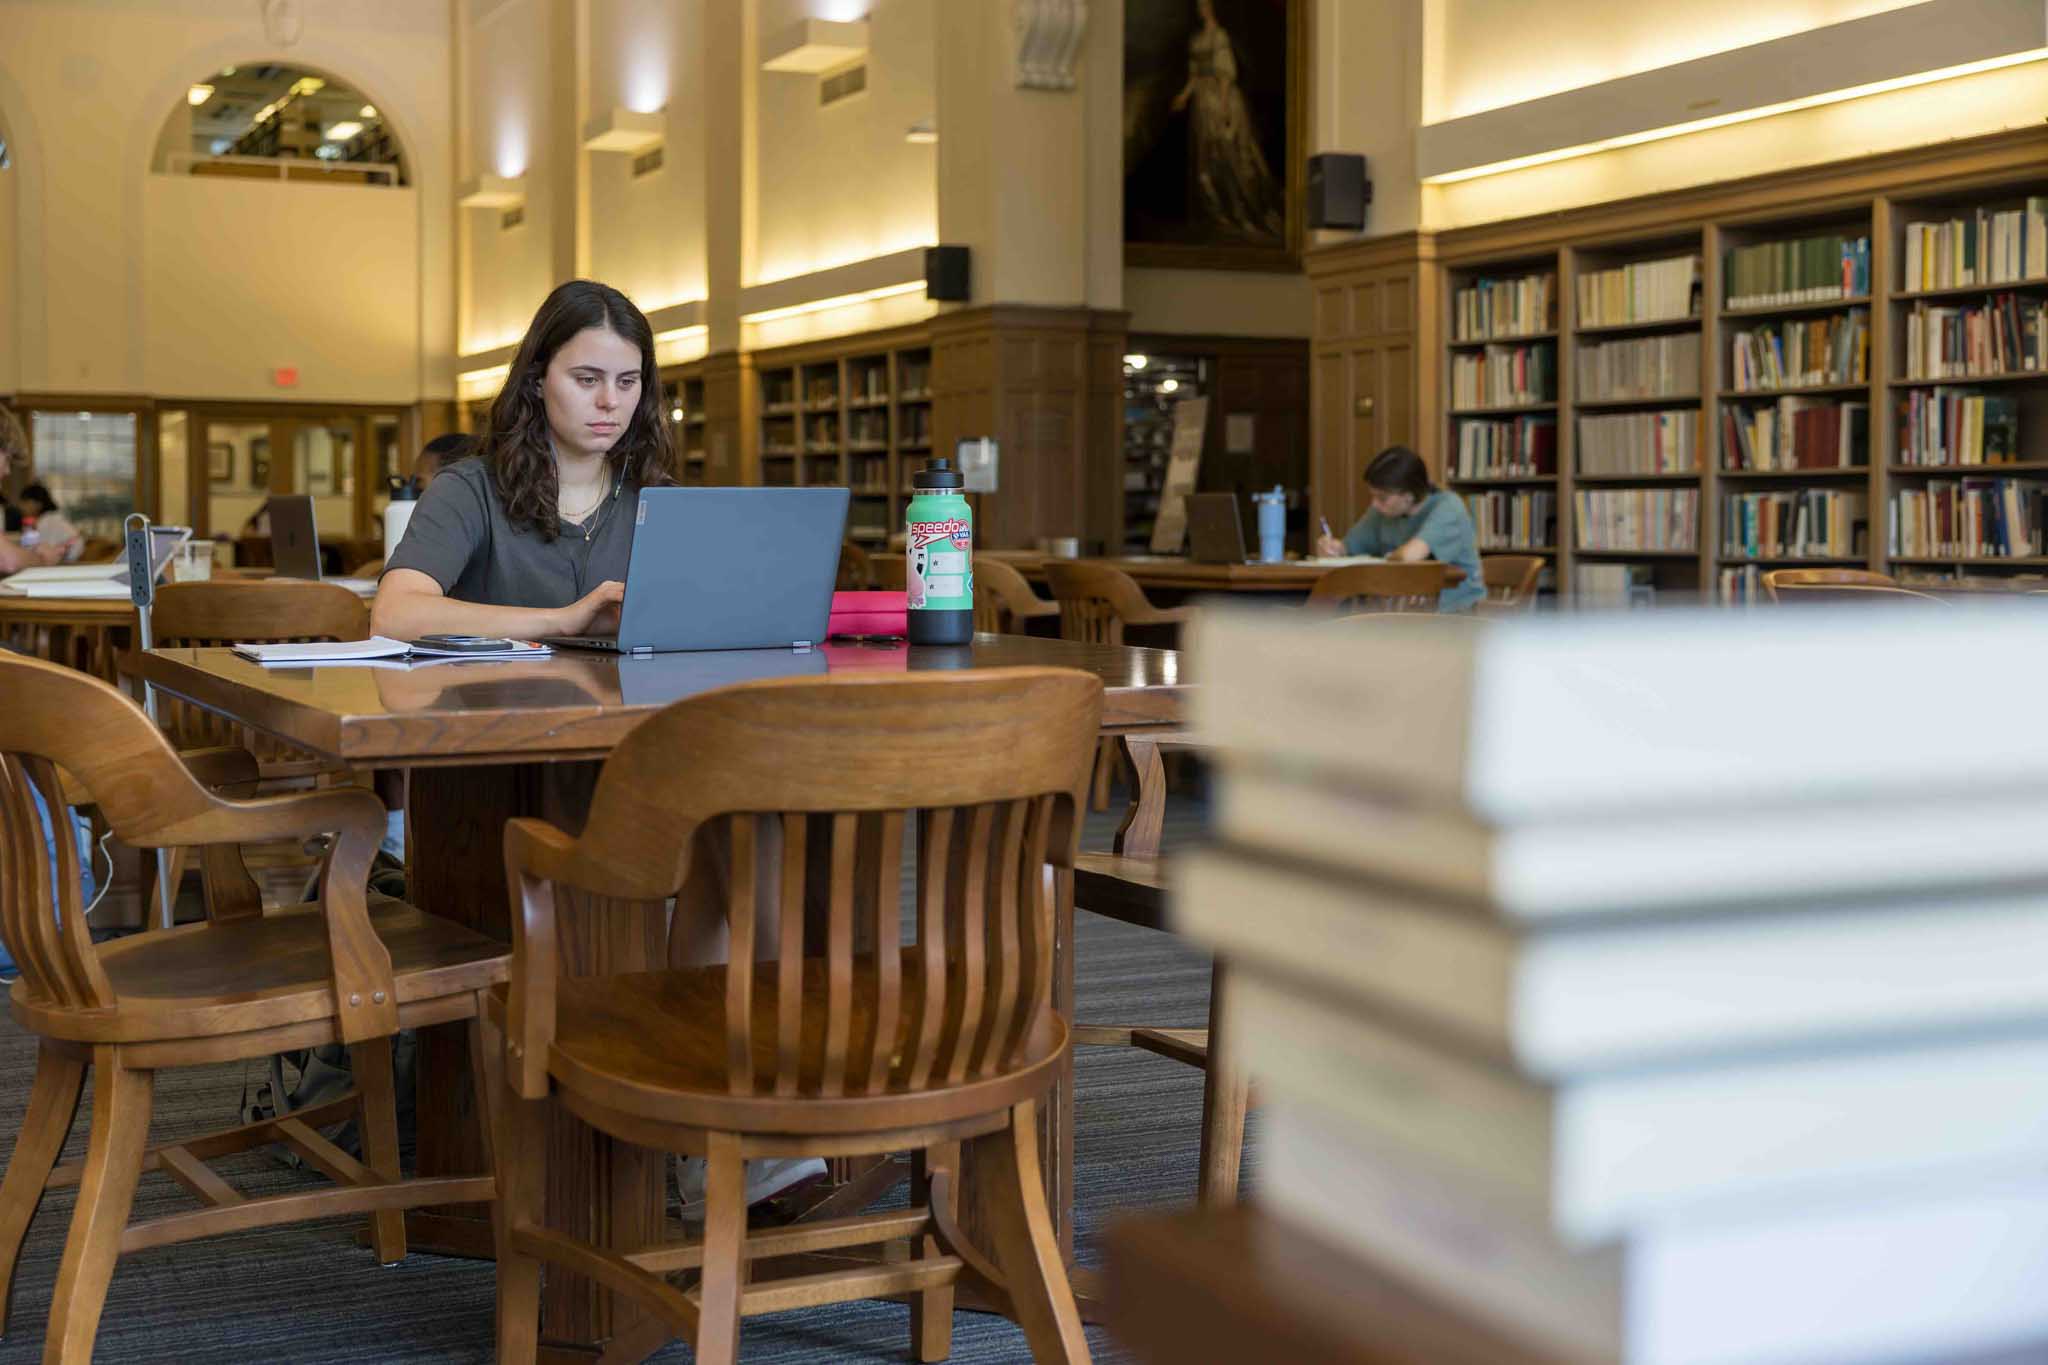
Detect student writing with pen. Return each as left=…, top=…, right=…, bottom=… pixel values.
left=1314, top=445, right=1485, bottom=613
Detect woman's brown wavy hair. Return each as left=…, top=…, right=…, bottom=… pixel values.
left=483, top=280, right=675, bottom=539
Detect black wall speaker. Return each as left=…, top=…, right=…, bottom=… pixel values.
left=1306, top=154, right=1371, bottom=231
left=925, top=245, right=971, bottom=302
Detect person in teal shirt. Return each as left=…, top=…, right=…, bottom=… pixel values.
left=1314, top=445, right=1486, bottom=613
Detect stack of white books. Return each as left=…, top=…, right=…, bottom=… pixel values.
left=1187, top=608, right=2048, bottom=1365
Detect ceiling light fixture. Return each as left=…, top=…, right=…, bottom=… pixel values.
left=360, top=104, right=377, bottom=119
left=761, top=18, right=869, bottom=74
left=458, top=174, right=526, bottom=209
left=1124, top=354, right=1149, bottom=370
left=323, top=121, right=362, bottom=142
left=187, top=84, right=214, bottom=106
left=582, top=107, right=665, bottom=154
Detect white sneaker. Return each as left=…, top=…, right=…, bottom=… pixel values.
left=675, top=1155, right=828, bottom=1211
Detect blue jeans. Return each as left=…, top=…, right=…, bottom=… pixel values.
left=5, top=783, right=97, bottom=976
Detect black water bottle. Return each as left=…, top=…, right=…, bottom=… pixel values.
left=905, top=457, right=974, bottom=645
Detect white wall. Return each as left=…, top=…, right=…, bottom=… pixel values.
left=143, top=178, right=420, bottom=401
left=0, top=154, right=16, bottom=394
left=463, top=0, right=554, bottom=353
left=0, top=0, right=455, bottom=400
left=586, top=0, right=708, bottom=312
left=751, top=0, right=937, bottom=286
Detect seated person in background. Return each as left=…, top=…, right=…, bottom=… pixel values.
left=411, top=431, right=477, bottom=492
left=17, top=483, right=84, bottom=562
left=1315, top=445, right=1485, bottom=613
left=0, top=409, right=65, bottom=575
left=241, top=499, right=272, bottom=540
left=373, top=278, right=671, bottom=641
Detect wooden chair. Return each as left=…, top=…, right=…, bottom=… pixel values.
left=1760, top=568, right=1895, bottom=602
left=1478, top=555, right=1543, bottom=612
left=1305, top=562, right=1446, bottom=613
left=975, top=557, right=1060, bottom=635
left=1071, top=732, right=1249, bottom=1208
left=837, top=540, right=874, bottom=591
left=489, top=668, right=1103, bottom=1365
left=0, top=652, right=507, bottom=1362
left=144, top=580, right=376, bottom=908
left=1042, top=562, right=1194, bottom=811
left=1767, top=580, right=1946, bottom=607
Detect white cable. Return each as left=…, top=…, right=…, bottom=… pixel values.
left=83, top=827, right=115, bottom=921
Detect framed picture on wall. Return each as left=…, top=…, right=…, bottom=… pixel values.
left=249, top=435, right=270, bottom=492
left=207, top=442, right=233, bottom=484
left=1124, top=0, right=1305, bottom=271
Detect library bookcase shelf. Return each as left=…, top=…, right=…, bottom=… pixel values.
left=1447, top=330, right=1558, bottom=349
left=1429, top=128, right=2048, bottom=603
left=1448, top=403, right=1558, bottom=417
left=1718, top=296, right=1872, bottom=320
left=1718, top=555, right=1867, bottom=566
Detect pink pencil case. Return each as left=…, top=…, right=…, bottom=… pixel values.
left=828, top=591, right=908, bottom=638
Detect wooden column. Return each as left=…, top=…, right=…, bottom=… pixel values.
left=929, top=305, right=1127, bottom=553
left=1304, top=231, right=1438, bottom=540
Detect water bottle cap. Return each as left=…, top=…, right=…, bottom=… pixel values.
left=913, top=457, right=964, bottom=491
left=389, top=475, right=421, bottom=501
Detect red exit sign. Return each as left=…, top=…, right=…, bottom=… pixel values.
left=272, top=366, right=299, bottom=388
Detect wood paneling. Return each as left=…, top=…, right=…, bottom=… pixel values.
left=1304, top=233, right=1440, bottom=540
left=930, top=306, right=1128, bottom=552
left=700, top=349, right=755, bottom=487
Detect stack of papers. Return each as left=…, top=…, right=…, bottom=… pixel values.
left=231, top=637, right=552, bottom=666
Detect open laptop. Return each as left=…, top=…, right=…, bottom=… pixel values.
left=1, top=525, right=190, bottom=598
left=1187, top=492, right=1254, bottom=565
left=270, top=494, right=380, bottom=594
left=544, top=486, right=849, bottom=654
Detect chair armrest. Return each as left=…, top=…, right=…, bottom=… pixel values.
left=177, top=746, right=262, bottom=797
left=1127, top=604, right=1198, bottom=628
left=501, top=817, right=577, bottom=1098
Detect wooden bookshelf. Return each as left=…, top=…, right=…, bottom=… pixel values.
left=659, top=363, right=708, bottom=485
left=1425, top=140, right=2048, bottom=604
left=747, top=325, right=934, bottom=543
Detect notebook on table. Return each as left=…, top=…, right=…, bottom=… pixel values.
left=231, top=637, right=552, bottom=666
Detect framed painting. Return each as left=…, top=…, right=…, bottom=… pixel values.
left=1124, top=0, right=1305, bottom=272
left=207, top=442, right=233, bottom=483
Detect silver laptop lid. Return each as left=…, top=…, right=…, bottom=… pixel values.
left=617, top=487, right=849, bottom=652
left=268, top=495, right=324, bottom=581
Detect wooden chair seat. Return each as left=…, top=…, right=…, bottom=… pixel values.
left=14, top=899, right=507, bottom=1048
left=485, top=953, right=1067, bottom=1137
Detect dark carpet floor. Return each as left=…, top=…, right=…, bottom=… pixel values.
left=0, top=797, right=1244, bottom=1363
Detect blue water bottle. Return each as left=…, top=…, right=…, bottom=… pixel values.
left=1252, top=487, right=1286, bottom=563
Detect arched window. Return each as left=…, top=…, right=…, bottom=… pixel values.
left=153, top=63, right=405, bottom=186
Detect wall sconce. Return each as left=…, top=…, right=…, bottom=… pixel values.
left=458, top=174, right=526, bottom=209
left=582, top=107, right=665, bottom=154
left=761, top=18, right=869, bottom=74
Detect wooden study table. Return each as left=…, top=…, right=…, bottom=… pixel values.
left=131, top=636, right=1188, bottom=1362
left=980, top=551, right=1466, bottom=597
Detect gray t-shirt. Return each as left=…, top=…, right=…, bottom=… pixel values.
left=383, top=457, right=638, bottom=607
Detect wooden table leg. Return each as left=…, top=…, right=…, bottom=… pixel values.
left=406, top=763, right=672, bottom=1362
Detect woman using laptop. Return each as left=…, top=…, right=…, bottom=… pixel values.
left=371, top=279, right=674, bottom=640
left=0, top=408, right=68, bottom=576
left=1314, top=445, right=1485, bottom=613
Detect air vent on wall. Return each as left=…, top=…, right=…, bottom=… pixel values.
left=632, top=145, right=664, bottom=178
left=820, top=64, right=867, bottom=107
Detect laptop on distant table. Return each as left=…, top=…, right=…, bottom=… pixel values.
left=270, top=494, right=380, bottom=594
left=544, top=486, right=849, bottom=654
left=2, top=525, right=189, bottom=598
left=1186, top=492, right=1253, bottom=565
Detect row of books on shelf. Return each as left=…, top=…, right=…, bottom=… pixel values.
left=1461, top=490, right=1555, bottom=551
left=1577, top=410, right=1697, bottom=476
left=1891, top=477, right=2045, bottom=559
left=1575, top=332, right=1698, bottom=402
left=1896, top=388, right=2021, bottom=465
left=1573, top=487, right=1697, bottom=552
left=1902, top=202, right=2048, bottom=292
left=1575, top=253, right=1699, bottom=327
left=1724, top=232, right=1870, bottom=310
left=1574, top=561, right=1658, bottom=606
left=1192, top=609, right=2048, bottom=1365
left=1727, top=309, right=1868, bottom=390
left=1453, top=415, right=1556, bottom=479
left=1902, top=294, right=2047, bottom=380
left=1721, top=398, right=1867, bottom=471
left=1453, top=272, right=1556, bottom=342
left=1450, top=343, right=1554, bottom=408
left=1722, top=489, right=1866, bottom=561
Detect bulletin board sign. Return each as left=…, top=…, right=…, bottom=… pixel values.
left=1150, top=397, right=1210, bottom=554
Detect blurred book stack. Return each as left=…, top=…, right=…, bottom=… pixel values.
left=1187, top=609, right=2048, bottom=1365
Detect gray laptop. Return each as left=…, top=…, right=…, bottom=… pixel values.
left=1186, top=492, right=1252, bottom=565
left=270, top=495, right=379, bottom=592
left=545, top=486, right=849, bottom=654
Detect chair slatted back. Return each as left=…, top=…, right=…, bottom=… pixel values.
left=504, top=669, right=1101, bottom=1101
left=1305, top=562, right=1446, bottom=613
left=974, top=558, right=1057, bottom=635
left=1480, top=555, right=1543, bottom=609
left=1760, top=568, right=1895, bottom=602
left=1041, top=562, right=1152, bottom=645
left=150, top=581, right=371, bottom=759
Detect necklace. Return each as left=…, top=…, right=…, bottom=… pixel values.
left=567, top=467, right=624, bottom=543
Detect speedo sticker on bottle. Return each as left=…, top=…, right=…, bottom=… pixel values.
left=906, top=516, right=972, bottom=611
